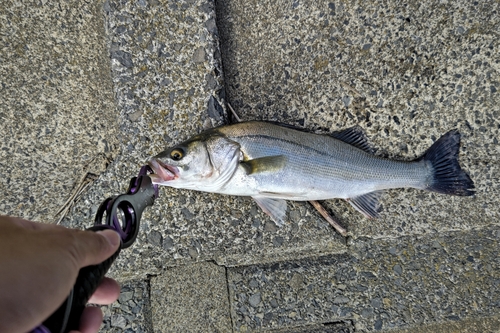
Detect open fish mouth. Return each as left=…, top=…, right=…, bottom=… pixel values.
left=147, top=158, right=179, bottom=183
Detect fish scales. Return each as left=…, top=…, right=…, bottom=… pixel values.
left=148, top=121, right=474, bottom=224
left=216, top=122, right=428, bottom=199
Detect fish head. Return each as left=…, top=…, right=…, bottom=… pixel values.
left=148, top=133, right=241, bottom=191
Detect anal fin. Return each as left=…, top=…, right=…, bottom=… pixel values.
left=252, top=196, right=288, bottom=226
left=347, top=191, right=384, bottom=219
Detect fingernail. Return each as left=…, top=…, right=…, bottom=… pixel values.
left=98, top=229, right=121, bottom=247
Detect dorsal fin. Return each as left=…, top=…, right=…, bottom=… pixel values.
left=266, top=121, right=372, bottom=152
left=331, top=126, right=372, bottom=152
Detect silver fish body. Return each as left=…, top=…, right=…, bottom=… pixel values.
left=149, top=121, right=474, bottom=225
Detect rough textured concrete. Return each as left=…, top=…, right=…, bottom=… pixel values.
left=388, top=315, right=500, bottom=333
left=215, top=0, right=499, bottom=332
left=151, top=262, right=232, bottom=333
left=2, top=0, right=499, bottom=332
left=0, top=0, right=119, bottom=223
left=228, top=227, right=500, bottom=331
left=63, top=0, right=346, bottom=283
left=100, top=279, right=153, bottom=333
left=216, top=0, right=499, bottom=239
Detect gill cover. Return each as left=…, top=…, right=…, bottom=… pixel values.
left=202, top=135, right=242, bottom=192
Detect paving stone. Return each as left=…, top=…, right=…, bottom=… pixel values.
left=3, top=0, right=499, bottom=332
left=227, top=227, right=500, bottom=331
left=388, top=315, right=500, bottom=333
left=0, top=0, right=118, bottom=222
left=56, top=0, right=347, bottom=284
left=150, top=262, right=231, bottom=333
left=215, top=0, right=500, bottom=239
left=100, top=279, right=153, bottom=333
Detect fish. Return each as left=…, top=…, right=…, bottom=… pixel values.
left=148, top=121, right=474, bottom=225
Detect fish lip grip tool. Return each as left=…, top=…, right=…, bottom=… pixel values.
left=33, top=166, right=159, bottom=333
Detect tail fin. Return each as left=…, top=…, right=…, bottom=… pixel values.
left=419, top=130, right=474, bottom=196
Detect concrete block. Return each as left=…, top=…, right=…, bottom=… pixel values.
left=0, top=0, right=118, bottom=222
left=100, top=279, right=153, bottom=333
left=215, top=0, right=500, bottom=239
left=150, top=262, right=231, bottom=333
left=227, top=227, right=500, bottom=331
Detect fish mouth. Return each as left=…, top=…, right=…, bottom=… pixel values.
left=147, top=158, right=179, bottom=184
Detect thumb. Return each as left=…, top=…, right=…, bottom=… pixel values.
left=69, top=229, right=121, bottom=268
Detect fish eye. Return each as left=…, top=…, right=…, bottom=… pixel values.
left=170, top=148, right=184, bottom=161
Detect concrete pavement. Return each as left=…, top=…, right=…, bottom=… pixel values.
left=1, top=0, right=499, bottom=332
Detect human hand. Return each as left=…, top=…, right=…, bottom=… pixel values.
left=0, top=216, right=121, bottom=333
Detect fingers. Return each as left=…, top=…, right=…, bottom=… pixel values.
left=68, top=229, right=121, bottom=268
left=78, top=306, right=104, bottom=333
left=2, top=215, right=121, bottom=269
left=1, top=215, right=53, bottom=230
left=88, top=277, right=121, bottom=305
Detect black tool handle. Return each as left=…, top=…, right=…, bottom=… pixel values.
left=41, top=225, right=121, bottom=333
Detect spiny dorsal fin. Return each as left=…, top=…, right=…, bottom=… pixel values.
left=268, top=121, right=372, bottom=153
left=241, top=155, right=287, bottom=175
left=252, top=196, right=287, bottom=226
left=331, top=126, right=372, bottom=152
left=347, top=190, right=384, bottom=219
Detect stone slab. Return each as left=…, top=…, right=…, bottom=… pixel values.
left=62, top=0, right=346, bottom=282
left=150, top=262, right=231, bottom=333
left=0, top=0, right=118, bottom=222
left=227, top=226, right=500, bottom=331
left=387, top=315, right=500, bottom=333
left=100, top=279, right=153, bottom=333
left=215, top=0, right=500, bottom=239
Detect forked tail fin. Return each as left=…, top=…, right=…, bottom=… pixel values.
left=419, top=130, right=474, bottom=196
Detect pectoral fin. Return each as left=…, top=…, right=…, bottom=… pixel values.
left=241, top=155, right=287, bottom=175
left=252, top=196, right=288, bottom=226
left=347, top=191, right=384, bottom=219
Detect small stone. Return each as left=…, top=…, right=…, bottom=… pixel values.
left=181, top=207, right=194, bottom=220
left=272, top=236, right=284, bottom=247
left=248, top=293, right=261, bottom=307
left=361, top=307, right=374, bottom=318
left=147, top=230, right=162, bottom=247
left=270, top=299, right=278, bottom=308
left=264, top=221, right=277, bottom=232
left=207, top=95, right=224, bottom=121
left=239, top=305, right=249, bottom=315
left=374, top=318, right=383, bottom=330
left=393, top=264, right=402, bottom=275
left=342, top=95, right=352, bottom=107
left=163, top=236, right=174, bottom=250
left=188, top=247, right=198, bottom=258
left=249, top=279, right=259, bottom=288
left=289, top=273, right=304, bottom=289
left=119, top=291, right=134, bottom=303
left=205, top=18, right=217, bottom=34
left=111, top=315, right=127, bottom=329
left=333, top=296, right=350, bottom=304
left=111, top=50, right=134, bottom=68
left=431, top=240, right=443, bottom=249
left=289, top=209, right=301, bottom=222
left=371, top=297, right=382, bottom=308
left=193, top=47, right=206, bottom=63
